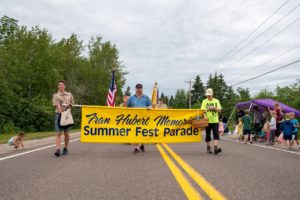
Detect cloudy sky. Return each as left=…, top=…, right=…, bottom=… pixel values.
left=1, top=0, right=300, bottom=97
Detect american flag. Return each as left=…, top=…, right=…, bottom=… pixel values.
left=106, top=70, right=117, bottom=107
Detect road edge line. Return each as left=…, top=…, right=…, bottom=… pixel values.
left=0, top=138, right=80, bottom=161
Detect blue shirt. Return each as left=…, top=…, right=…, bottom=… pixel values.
left=127, top=94, right=151, bottom=108
left=291, top=119, right=299, bottom=133
left=280, top=120, right=293, bottom=136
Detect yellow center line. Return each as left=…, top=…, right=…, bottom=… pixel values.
left=156, top=144, right=202, bottom=200
left=162, top=143, right=227, bottom=200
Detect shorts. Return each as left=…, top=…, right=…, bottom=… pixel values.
left=55, top=113, right=69, bottom=133
left=292, top=132, right=298, bottom=140
left=205, top=123, right=219, bottom=142
left=243, top=129, right=251, bottom=136
left=283, top=135, right=292, bottom=141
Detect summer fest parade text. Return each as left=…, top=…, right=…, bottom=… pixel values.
left=81, top=106, right=205, bottom=143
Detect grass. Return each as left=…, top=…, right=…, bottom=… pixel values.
left=0, top=129, right=80, bottom=144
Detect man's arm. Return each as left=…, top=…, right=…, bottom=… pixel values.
left=212, top=100, right=222, bottom=112
left=52, top=94, right=62, bottom=113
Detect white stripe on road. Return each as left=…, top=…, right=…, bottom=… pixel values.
left=222, top=137, right=300, bottom=155
left=0, top=138, right=80, bottom=161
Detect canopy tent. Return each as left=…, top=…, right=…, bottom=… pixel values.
left=236, top=99, right=300, bottom=118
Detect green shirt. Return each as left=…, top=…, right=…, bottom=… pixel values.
left=201, top=98, right=222, bottom=123
left=242, top=115, right=252, bottom=130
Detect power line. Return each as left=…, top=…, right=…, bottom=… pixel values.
left=217, top=2, right=300, bottom=71
left=211, top=0, right=291, bottom=68
left=231, top=59, right=300, bottom=87
left=228, top=44, right=300, bottom=82
left=220, top=17, right=300, bottom=71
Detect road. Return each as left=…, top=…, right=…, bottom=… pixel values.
left=0, top=134, right=299, bottom=200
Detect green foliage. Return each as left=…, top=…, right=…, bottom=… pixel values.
left=254, top=89, right=274, bottom=99
left=174, top=89, right=188, bottom=108
left=0, top=16, right=126, bottom=134
left=237, top=87, right=251, bottom=102
left=191, top=75, right=205, bottom=105
left=169, top=95, right=175, bottom=108
left=204, top=72, right=239, bottom=116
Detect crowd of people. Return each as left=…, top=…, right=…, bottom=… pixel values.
left=234, top=103, right=300, bottom=150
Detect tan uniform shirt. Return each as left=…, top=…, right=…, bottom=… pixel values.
left=52, top=91, right=74, bottom=113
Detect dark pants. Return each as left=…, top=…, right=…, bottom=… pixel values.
left=205, top=123, right=219, bottom=142
left=269, top=130, right=275, bottom=144
left=254, top=123, right=261, bottom=135
left=275, top=123, right=281, bottom=137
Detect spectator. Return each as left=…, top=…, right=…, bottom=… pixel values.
left=253, top=106, right=262, bottom=136
left=280, top=113, right=293, bottom=150
left=290, top=112, right=299, bottom=149
left=268, top=111, right=277, bottom=145
left=242, top=110, right=253, bottom=144
left=156, top=97, right=168, bottom=109
left=219, top=121, right=224, bottom=136
left=236, top=109, right=245, bottom=124
left=119, top=92, right=130, bottom=107
left=273, top=103, right=284, bottom=137
left=237, top=117, right=243, bottom=141
left=8, top=131, right=25, bottom=150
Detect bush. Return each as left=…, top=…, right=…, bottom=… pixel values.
left=2, top=121, right=20, bottom=134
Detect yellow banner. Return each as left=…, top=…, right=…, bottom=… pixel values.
left=81, top=106, right=204, bottom=143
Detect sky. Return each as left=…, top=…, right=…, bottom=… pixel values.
left=1, top=0, right=300, bottom=97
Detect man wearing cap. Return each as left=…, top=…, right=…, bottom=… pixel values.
left=127, top=83, right=152, bottom=154
left=201, top=88, right=222, bottom=154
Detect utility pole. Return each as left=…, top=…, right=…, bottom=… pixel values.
left=184, top=79, right=195, bottom=109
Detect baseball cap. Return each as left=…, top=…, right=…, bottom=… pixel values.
left=135, top=83, right=143, bottom=89
left=205, top=88, right=213, bottom=96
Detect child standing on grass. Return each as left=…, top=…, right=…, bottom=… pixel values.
left=237, top=117, right=243, bottom=141
left=8, top=131, right=25, bottom=150
left=290, top=112, right=299, bottom=149
left=242, top=110, right=252, bottom=144
left=268, top=111, right=277, bottom=145
left=280, top=113, right=293, bottom=150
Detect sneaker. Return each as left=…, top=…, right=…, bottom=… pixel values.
left=250, top=142, right=253, bottom=144
left=61, top=148, right=68, bottom=155
left=214, top=147, right=222, bottom=155
left=54, top=149, right=60, bottom=157
left=207, top=146, right=212, bottom=154
left=140, top=145, right=145, bottom=152
left=133, top=148, right=139, bottom=154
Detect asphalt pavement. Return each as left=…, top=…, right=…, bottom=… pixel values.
left=0, top=133, right=299, bottom=200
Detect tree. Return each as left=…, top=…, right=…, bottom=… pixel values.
left=169, top=95, right=175, bottom=108
left=191, top=75, right=205, bottom=106
left=0, top=16, right=127, bottom=133
left=254, top=89, right=274, bottom=99
left=174, top=89, right=188, bottom=108
left=237, top=87, right=251, bottom=102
